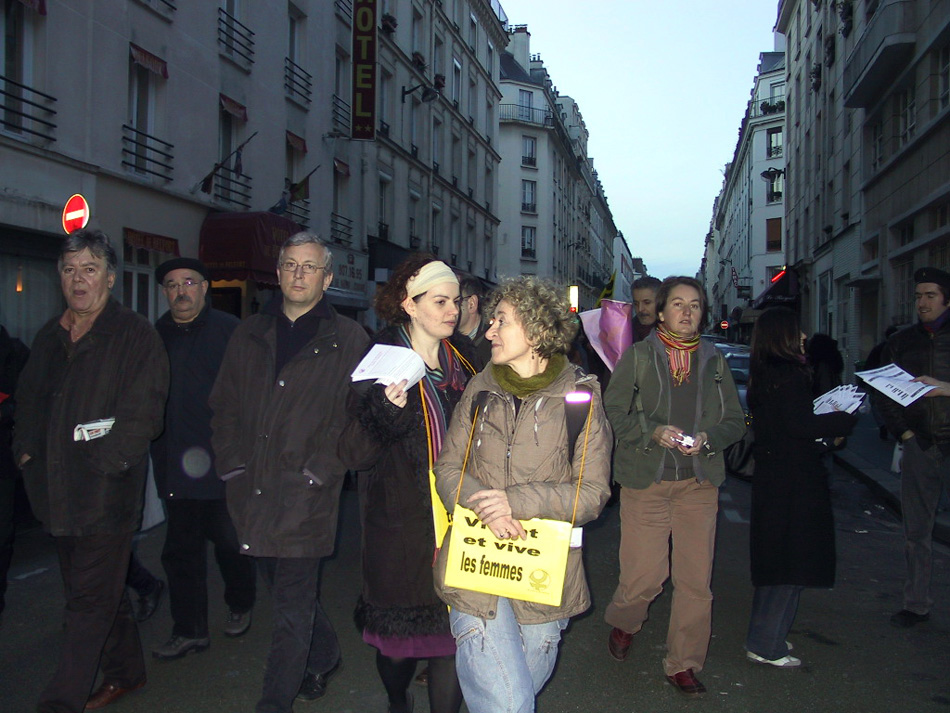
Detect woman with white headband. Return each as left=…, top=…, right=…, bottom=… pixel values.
left=339, top=255, right=482, bottom=713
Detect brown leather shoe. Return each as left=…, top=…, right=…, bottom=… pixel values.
left=85, top=679, right=146, bottom=709
left=607, top=627, right=633, bottom=661
left=666, top=669, right=706, bottom=698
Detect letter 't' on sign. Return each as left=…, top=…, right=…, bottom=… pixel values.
left=62, top=194, right=90, bottom=234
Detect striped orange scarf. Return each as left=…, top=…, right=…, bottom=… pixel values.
left=655, top=324, right=700, bottom=385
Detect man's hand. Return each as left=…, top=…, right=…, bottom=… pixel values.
left=18, top=453, right=31, bottom=467
left=912, top=375, right=950, bottom=397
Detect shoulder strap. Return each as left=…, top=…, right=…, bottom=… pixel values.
left=470, top=390, right=490, bottom=423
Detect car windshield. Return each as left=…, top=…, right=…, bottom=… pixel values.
left=722, top=352, right=749, bottom=385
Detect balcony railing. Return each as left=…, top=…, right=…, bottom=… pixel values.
left=844, top=0, right=916, bottom=108
left=752, top=97, right=785, bottom=118
left=499, top=104, right=554, bottom=127
left=335, top=0, right=352, bottom=20
left=286, top=200, right=311, bottom=227
left=521, top=202, right=536, bottom=213
left=332, top=94, right=351, bottom=134
left=767, top=144, right=784, bottom=158
left=521, top=155, right=537, bottom=166
left=521, top=247, right=536, bottom=259
left=213, top=166, right=253, bottom=209
left=284, top=57, right=312, bottom=105
left=121, top=125, right=174, bottom=180
left=218, top=8, right=255, bottom=68
left=0, top=75, right=57, bottom=141
left=331, top=212, right=354, bottom=244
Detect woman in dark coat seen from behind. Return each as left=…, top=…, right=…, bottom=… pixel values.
left=745, top=308, right=857, bottom=667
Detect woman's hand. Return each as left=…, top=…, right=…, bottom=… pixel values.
left=467, top=489, right=526, bottom=539
left=383, top=379, right=409, bottom=408
left=652, top=424, right=686, bottom=449
left=912, top=375, right=950, bottom=397
left=679, top=430, right=708, bottom=456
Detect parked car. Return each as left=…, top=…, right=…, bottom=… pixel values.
left=714, top=344, right=752, bottom=478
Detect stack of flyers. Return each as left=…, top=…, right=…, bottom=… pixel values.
left=73, top=418, right=115, bottom=442
left=813, top=384, right=866, bottom=415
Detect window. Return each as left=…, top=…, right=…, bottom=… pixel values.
left=928, top=238, right=950, bottom=272
left=766, top=217, right=782, bottom=252
left=468, top=78, right=476, bottom=122
left=452, top=58, right=462, bottom=106
left=486, top=43, right=494, bottom=76
left=818, top=270, right=831, bottom=334
left=518, top=89, right=533, bottom=121
left=288, top=10, right=300, bottom=64
left=1, top=0, right=28, bottom=134
left=898, top=86, right=916, bottom=146
left=897, top=220, right=915, bottom=247
left=412, top=10, right=422, bottom=53
left=895, top=258, right=915, bottom=323
left=939, top=44, right=949, bottom=110
left=521, top=226, right=536, bottom=258
left=433, top=38, right=443, bottom=77
left=522, top=135, right=536, bottom=166
left=127, top=61, right=154, bottom=174
left=766, top=171, right=784, bottom=203
left=767, top=127, right=783, bottom=157
left=432, top=118, right=442, bottom=167
left=521, top=180, right=536, bottom=213
left=468, top=14, right=477, bottom=50
left=870, top=121, right=884, bottom=170
left=378, top=174, right=392, bottom=236
left=431, top=206, right=441, bottom=253
left=123, top=239, right=173, bottom=321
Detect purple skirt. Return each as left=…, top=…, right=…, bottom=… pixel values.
left=363, top=629, right=457, bottom=658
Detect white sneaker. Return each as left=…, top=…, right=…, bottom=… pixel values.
left=746, top=651, right=801, bottom=668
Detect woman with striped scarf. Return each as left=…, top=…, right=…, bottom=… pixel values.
left=339, top=255, right=481, bottom=713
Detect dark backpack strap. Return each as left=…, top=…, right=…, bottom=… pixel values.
left=565, top=384, right=593, bottom=462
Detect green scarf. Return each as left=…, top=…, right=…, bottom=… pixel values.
left=492, top=353, right=566, bottom=398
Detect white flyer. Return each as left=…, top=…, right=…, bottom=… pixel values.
left=813, top=384, right=866, bottom=414
left=854, top=363, right=937, bottom=406
left=73, top=418, right=115, bottom=442
left=350, top=344, right=427, bottom=389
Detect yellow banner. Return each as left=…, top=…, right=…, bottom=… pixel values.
left=443, top=504, right=571, bottom=606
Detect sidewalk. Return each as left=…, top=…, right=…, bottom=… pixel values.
left=833, top=409, right=950, bottom=547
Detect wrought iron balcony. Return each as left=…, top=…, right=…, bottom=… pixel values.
left=121, top=125, right=174, bottom=180
left=213, top=166, right=253, bottom=209
left=844, top=0, right=916, bottom=108
left=332, top=94, right=351, bottom=135
left=331, top=212, right=354, bottom=244
left=285, top=200, right=311, bottom=228
left=0, top=75, right=57, bottom=142
left=284, top=57, right=313, bottom=105
left=218, top=8, right=255, bottom=68
left=499, top=104, right=554, bottom=127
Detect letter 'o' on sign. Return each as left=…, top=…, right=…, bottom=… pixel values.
left=62, top=194, right=90, bottom=234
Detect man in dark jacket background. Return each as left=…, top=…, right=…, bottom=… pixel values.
left=210, top=233, right=368, bottom=713
left=150, top=257, right=256, bottom=661
left=14, top=229, right=169, bottom=712
left=876, top=267, right=950, bottom=628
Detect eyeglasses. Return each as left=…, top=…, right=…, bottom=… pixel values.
left=163, top=278, right=204, bottom=291
left=279, top=261, right=326, bottom=274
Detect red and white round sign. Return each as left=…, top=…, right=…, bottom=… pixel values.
left=62, top=194, right=90, bottom=234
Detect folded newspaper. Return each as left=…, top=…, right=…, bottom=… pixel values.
left=73, top=418, right=115, bottom=442
left=350, top=344, right=427, bottom=389
left=813, top=384, right=866, bottom=414
left=854, top=364, right=936, bottom=406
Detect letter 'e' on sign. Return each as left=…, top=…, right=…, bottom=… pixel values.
left=62, top=194, right=90, bottom=234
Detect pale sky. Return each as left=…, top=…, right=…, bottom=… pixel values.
left=497, top=0, right=782, bottom=279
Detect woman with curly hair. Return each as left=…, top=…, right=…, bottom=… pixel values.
left=433, top=276, right=612, bottom=713
left=338, top=254, right=480, bottom=713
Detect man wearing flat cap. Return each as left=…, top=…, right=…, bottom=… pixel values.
left=876, top=266, right=950, bottom=628
left=210, top=232, right=368, bottom=712
left=150, top=257, right=256, bottom=661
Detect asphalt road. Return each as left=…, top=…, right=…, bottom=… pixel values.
left=2, top=465, right=948, bottom=713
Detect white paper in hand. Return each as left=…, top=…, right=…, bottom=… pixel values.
left=855, top=364, right=936, bottom=406
left=351, top=344, right=427, bottom=389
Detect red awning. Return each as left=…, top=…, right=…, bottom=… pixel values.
left=17, top=0, right=46, bottom=15
left=286, top=131, right=307, bottom=154
left=199, top=212, right=301, bottom=285
left=129, top=43, right=168, bottom=79
left=219, top=94, right=248, bottom=121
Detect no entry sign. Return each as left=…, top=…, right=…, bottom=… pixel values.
left=62, top=194, right=90, bottom=234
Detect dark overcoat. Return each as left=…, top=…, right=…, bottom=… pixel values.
left=748, top=359, right=855, bottom=587
left=337, top=328, right=477, bottom=637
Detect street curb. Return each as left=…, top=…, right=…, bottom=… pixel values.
left=833, top=450, right=950, bottom=548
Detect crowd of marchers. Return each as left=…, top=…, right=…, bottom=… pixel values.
left=0, top=228, right=946, bottom=713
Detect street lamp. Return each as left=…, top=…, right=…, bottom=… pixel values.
left=401, top=84, right=439, bottom=103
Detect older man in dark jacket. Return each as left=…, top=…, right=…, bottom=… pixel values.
left=877, top=267, right=950, bottom=628
left=210, top=233, right=368, bottom=713
left=150, top=257, right=256, bottom=661
left=14, top=230, right=168, bottom=713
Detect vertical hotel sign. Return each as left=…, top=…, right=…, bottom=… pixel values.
left=352, top=0, right=377, bottom=140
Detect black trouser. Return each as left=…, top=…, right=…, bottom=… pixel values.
left=39, top=532, right=145, bottom=713
left=161, top=498, right=256, bottom=638
left=255, top=556, right=340, bottom=713
left=0, top=476, right=14, bottom=616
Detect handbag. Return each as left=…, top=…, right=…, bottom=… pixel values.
left=724, top=424, right=754, bottom=477
left=442, top=390, right=594, bottom=606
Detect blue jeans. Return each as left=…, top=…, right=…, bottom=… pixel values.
left=450, top=597, right=567, bottom=713
left=745, top=585, right=802, bottom=660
